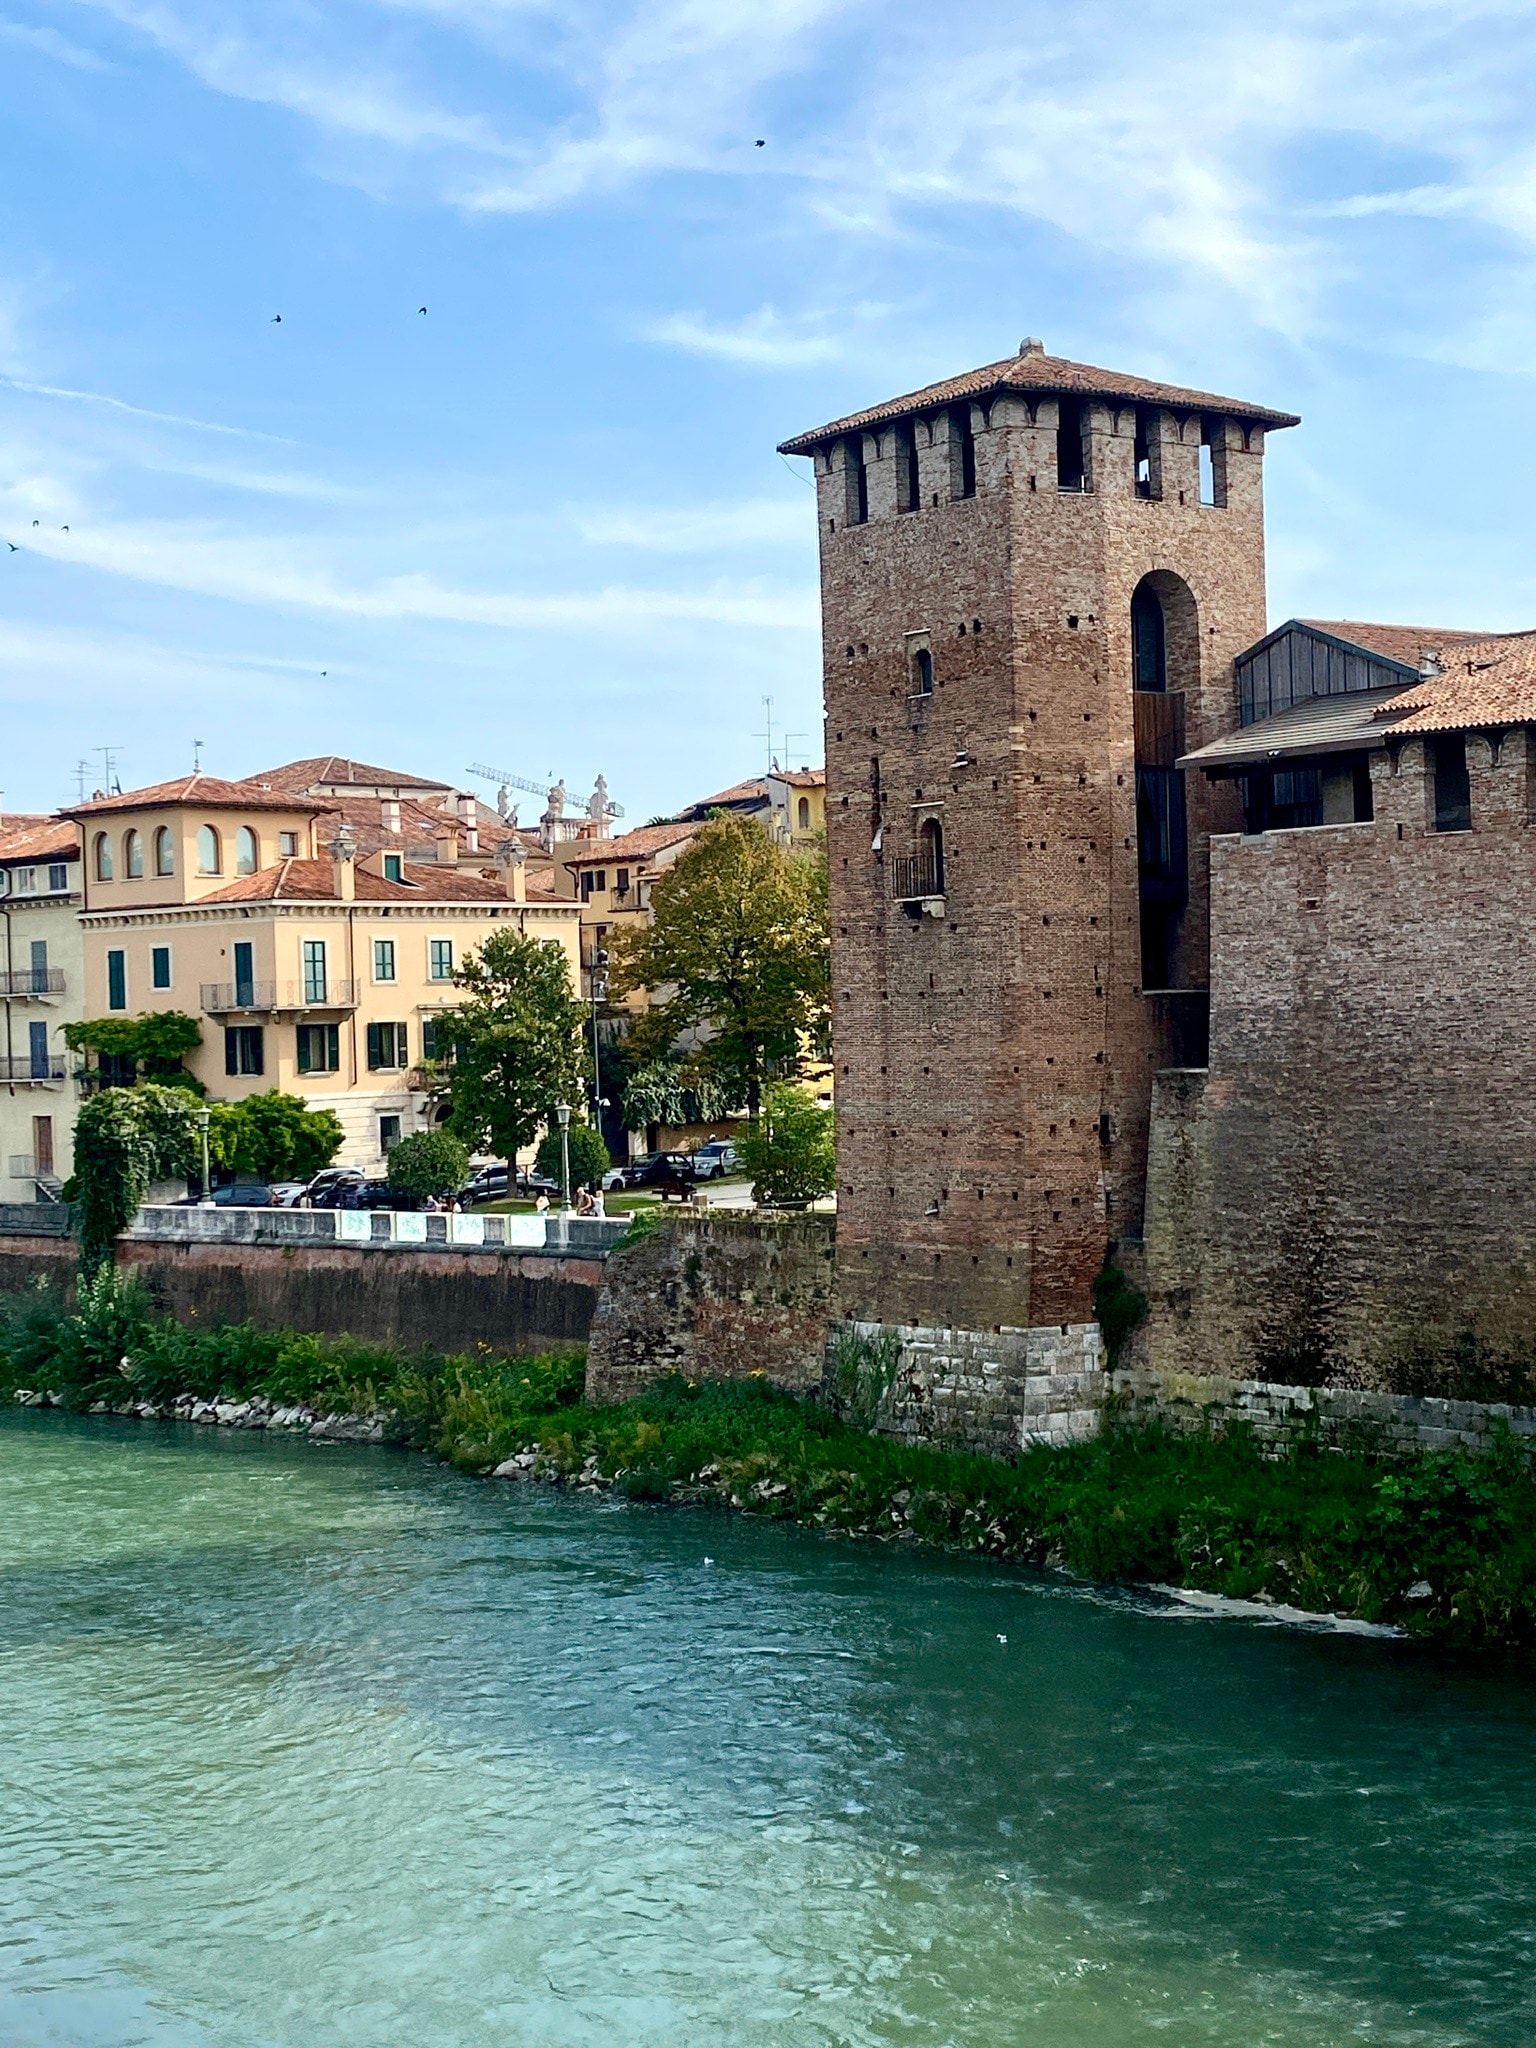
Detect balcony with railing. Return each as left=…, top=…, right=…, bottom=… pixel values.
left=200, top=979, right=360, bottom=1014
left=893, top=855, right=944, bottom=906
left=0, top=968, right=65, bottom=997
left=0, top=1055, right=65, bottom=1084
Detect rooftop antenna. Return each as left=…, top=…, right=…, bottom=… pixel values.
left=96, top=746, right=122, bottom=797
left=74, top=760, right=89, bottom=803
left=756, top=694, right=776, bottom=774
left=783, top=731, right=810, bottom=767
left=193, top=738, right=205, bottom=773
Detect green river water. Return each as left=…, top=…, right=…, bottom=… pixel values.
left=1, top=1411, right=1534, bottom=2047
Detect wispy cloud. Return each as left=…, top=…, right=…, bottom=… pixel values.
left=641, top=306, right=844, bottom=368
left=0, top=374, right=291, bottom=441
left=0, top=19, right=108, bottom=69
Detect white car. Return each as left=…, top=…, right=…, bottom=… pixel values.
left=691, top=1141, right=741, bottom=1180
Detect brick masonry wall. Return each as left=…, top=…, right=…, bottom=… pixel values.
left=0, top=1235, right=78, bottom=1298
left=815, top=391, right=1269, bottom=1335
left=1143, top=733, right=1536, bottom=1388
left=585, top=1213, right=838, bottom=1403
left=116, top=1239, right=604, bottom=1354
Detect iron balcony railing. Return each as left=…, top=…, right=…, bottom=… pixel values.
left=0, top=1055, right=65, bottom=1083
left=0, top=968, right=65, bottom=996
left=893, top=855, right=944, bottom=902
left=201, top=979, right=360, bottom=1014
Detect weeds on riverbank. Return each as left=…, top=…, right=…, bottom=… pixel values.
left=4, top=1276, right=1536, bottom=1651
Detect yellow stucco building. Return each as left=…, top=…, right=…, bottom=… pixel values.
left=68, top=774, right=581, bottom=1170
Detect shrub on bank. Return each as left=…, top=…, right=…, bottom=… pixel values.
left=4, top=1277, right=1536, bottom=1652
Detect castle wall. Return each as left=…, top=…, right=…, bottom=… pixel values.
left=819, top=394, right=1267, bottom=1332
left=1143, top=733, right=1536, bottom=1387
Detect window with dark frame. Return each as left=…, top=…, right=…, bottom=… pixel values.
left=1131, top=582, right=1166, bottom=691
left=366, top=1021, right=408, bottom=1070
left=898, top=426, right=920, bottom=513
left=912, top=646, right=934, bottom=696
left=1056, top=396, right=1086, bottom=490
left=151, top=945, right=171, bottom=990
left=107, top=949, right=126, bottom=1012
left=296, top=1022, right=340, bottom=1074
left=950, top=408, right=976, bottom=500
left=383, top=852, right=403, bottom=882
left=429, top=938, right=454, bottom=981
left=224, top=1025, right=264, bottom=1076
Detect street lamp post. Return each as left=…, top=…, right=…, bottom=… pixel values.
left=196, top=1106, right=215, bottom=1209
left=555, top=1101, right=573, bottom=1215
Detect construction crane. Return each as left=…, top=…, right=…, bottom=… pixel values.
left=466, top=762, right=624, bottom=827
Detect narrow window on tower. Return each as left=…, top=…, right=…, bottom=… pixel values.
left=1432, top=735, right=1472, bottom=832
left=1198, top=417, right=1227, bottom=507
left=949, top=407, right=976, bottom=500
left=1133, top=409, right=1160, bottom=499
left=1056, top=397, right=1087, bottom=491
left=1131, top=581, right=1167, bottom=691
left=906, top=631, right=934, bottom=698
left=844, top=438, right=869, bottom=526
left=897, top=425, right=920, bottom=513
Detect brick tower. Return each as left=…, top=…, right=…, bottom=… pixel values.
left=779, top=343, right=1299, bottom=1330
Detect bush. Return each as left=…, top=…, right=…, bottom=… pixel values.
left=208, top=1092, right=344, bottom=1184
left=736, top=1083, right=835, bottom=1206
left=535, top=1122, right=611, bottom=1193
left=72, top=1083, right=199, bottom=1269
left=386, top=1130, right=471, bottom=1200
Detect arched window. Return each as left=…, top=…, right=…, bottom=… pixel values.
left=1131, top=580, right=1166, bottom=691
left=124, top=829, right=144, bottom=878
left=197, top=825, right=222, bottom=875
left=154, top=827, right=175, bottom=876
left=236, top=826, right=259, bottom=876
left=93, top=832, right=113, bottom=882
left=920, top=816, right=945, bottom=894
left=797, top=797, right=811, bottom=830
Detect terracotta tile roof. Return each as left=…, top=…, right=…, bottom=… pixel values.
left=562, top=822, right=701, bottom=866
left=250, top=755, right=452, bottom=793
left=680, top=777, right=770, bottom=817
left=0, top=819, right=79, bottom=864
left=315, top=791, right=525, bottom=860
left=1370, top=633, right=1536, bottom=735
left=197, top=858, right=540, bottom=905
left=1297, top=620, right=1499, bottom=669
left=64, top=774, right=319, bottom=817
left=779, top=347, right=1300, bottom=454
left=774, top=768, right=825, bottom=788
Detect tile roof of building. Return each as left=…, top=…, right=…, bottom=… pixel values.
left=64, top=775, right=319, bottom=817
left=773, top=768, right=826, bottom=788
left=197, top=858, right=542, bottom=905
left=1373, top=633, right=1536, bottom=734
left=0, top=818, right=79, bottom=863
left=680, top=777, right=769, bottom=815
left=562, top=821, right=702, bottom=866
left=1296, top=620, right=1501, bottom=669
left=778, top=347, right=1301, bottom=454
left=250, top=756, right=452, bottom=793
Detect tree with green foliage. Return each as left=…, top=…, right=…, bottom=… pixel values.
left=386, top=1130, right=471, bottom=1200
left=207, top=1092, right=344, bottom=1184
left=735, top=1083, right=835, bottom=1207
left=71, top=1083, right=199, bottom=1268
left=617, top=1056, right=742, bottom=1133
left=610, top=815, right=828, bottom=1118
left=64, top=1011, right=205, bottom=1090
left=434, top=928, right=587, bottom=1162
left=535, top=1122, right=611, bottom=1194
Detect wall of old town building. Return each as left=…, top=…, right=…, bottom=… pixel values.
left=1142, top=732, right=1536, bottom=1387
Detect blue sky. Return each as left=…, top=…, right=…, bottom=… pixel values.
left=5, top=0, right=1536, bottom=816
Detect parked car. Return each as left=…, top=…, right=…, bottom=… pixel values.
left=336, top=1181, right=429, bottom=1212
left=175, top=1182, right=273, bottom=1208
left=297, top=1166, right=366, bottom=1208
left=462, top=1164, right=511, bottom=1205
left=268, top=1182, right=310, bottom=1207
left=624, top=1151, right=701, bottom=1200
left=691, top=1140, right=741, bottom=1181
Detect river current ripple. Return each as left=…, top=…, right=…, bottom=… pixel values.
left=0, top=1410, right=1533, bottom=2047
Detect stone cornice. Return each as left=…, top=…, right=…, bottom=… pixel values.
left=79, top=900, right=574, bottom=931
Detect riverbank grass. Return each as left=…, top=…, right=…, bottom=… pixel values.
left=4, top=1275, right=1536, bottom=1652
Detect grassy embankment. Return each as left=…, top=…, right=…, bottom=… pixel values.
left=4, top=1272, right=1536, bottom=1652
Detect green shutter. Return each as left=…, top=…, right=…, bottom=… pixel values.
left=366, top=1022, right=382, bottom=1070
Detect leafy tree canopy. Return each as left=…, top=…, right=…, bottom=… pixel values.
left=618, top=1056, right=743, bottom=1134
left=386, top=1130, right=470, bottom=1200
left=435, top=928, right=587, bottom=1161
left=64, top=1012, right=204, bottom=1088
left=535, top=1123, right=611, bottom=1193
left=609, top=815, right=828, bottom=1116
left=72, top=1083, right=199, bottom=1269
left=207, top=1093, right=343, bottom=1184
left=735, top=1083, right=835, bottom=1207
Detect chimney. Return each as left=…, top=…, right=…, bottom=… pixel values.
left=1019, top=336, right=1044, bottom=356
left=382, top=798, right=401, bottom=835
left=435, top=827, right=459, bottom=867
left=326, top=822, right=357, bottom=901
left=496, top=838, right=527, bottom=902
left=457, top=794, right=480, bottom=853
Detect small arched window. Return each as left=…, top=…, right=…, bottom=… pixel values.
left=124, top=829, right=144, bottom=878
left=1131, top=580, right=1166, bottom=691
left=236, top=826, right=259, bottom=876
left=154, top=827, right=175, bottom=876
left=93, top=832, right=113, bottom=882
left=797, top=797, right=811, bottom=830
left=920, top=816, right=945, bottom=895
left=197, top=825, right=222, bottom=875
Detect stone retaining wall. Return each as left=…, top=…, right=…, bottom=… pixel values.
left=1115, top=1367, right=1536, bottom=1458
left=850, top=1320, right=1107, bottom=1458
